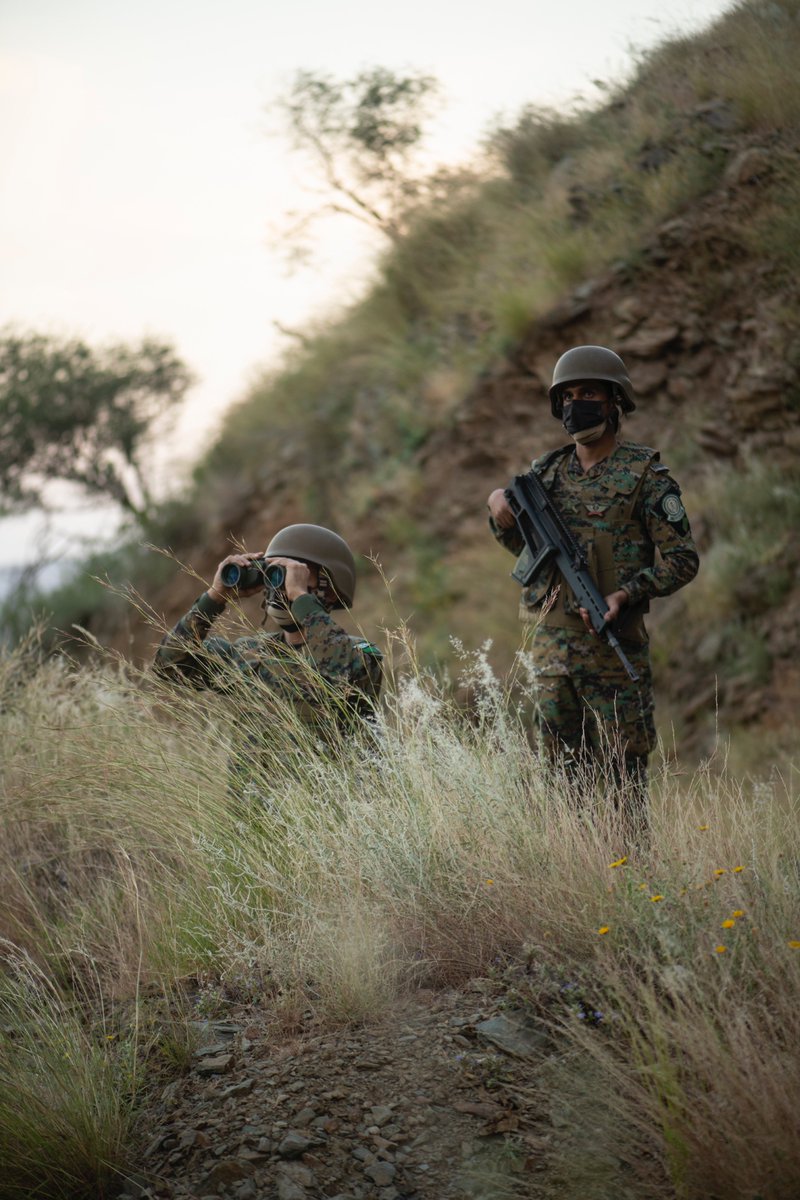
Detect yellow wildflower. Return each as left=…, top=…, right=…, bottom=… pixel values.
left=485, top=879, right=494, bottom=886
left=714, top=944, right=727, bottom=954
left=713, top=869, right=726, bottom=877
left=650, top=894, right=664, bottom=903
left=733, top=865, right=745, bottom=873
left=697, top=824, right=709, bottom=831
left=789, top=941, right=800, bottom=950
left=638, top=882, right=648, bottom=890
left=732, top=909, right=745, bottom=918
left=598, top=926, right=610, bottom=936
left=721, top=919, right=735, bottom=929
left=609, top=856, right=628, bottom=868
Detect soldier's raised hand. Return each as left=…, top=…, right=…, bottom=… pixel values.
left=266, top=557, right=319, bottom=602
left=488, top=488, right=516, bottom=529
left=208, top=554, right=264, bottom=603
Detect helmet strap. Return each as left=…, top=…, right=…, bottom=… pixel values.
left=312, top=569, right=336, bottom=611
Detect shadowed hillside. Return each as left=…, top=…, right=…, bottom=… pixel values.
left=18, top=0, right=800, bottom=773
left=4, top=8, right=800, bottom=1197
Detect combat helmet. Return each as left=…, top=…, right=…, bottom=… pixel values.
left=549, top=345, right=637, bottom=418
left=265, top=524, right=356, bottom=609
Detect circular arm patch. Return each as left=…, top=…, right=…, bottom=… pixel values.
left=660, top=490, right=686, bottom=523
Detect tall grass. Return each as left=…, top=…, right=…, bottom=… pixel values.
left=1, top=628, right=798, bottom=1197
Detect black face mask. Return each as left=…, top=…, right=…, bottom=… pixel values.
left=562, top=399, right=608, bottom=434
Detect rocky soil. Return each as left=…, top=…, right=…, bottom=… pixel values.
left=127, top=982, right=553, bottom=1200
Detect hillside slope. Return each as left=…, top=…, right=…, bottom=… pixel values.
left=40, top=1, right=798, bottom=774
left=125, top=131, right=799, bottom=772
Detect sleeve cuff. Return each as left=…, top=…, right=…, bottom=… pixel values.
left=194, top=591, right=227, bottom=620
left=619, top=578, right=647, bottom=606
left=291, top=592, right=327, bottom=621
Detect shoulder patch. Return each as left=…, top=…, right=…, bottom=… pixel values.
left=354, top=639, right=382, bottom=657
left=657, top=488, right=687, bottom=523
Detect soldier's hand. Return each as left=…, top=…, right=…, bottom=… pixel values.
left=266, top=557, right=316, bottom=602
left=208, top=553, right=264, bottom=603
left=488, top=488, right=516, bottom=529
left=579, top=589, right=629, bottom=635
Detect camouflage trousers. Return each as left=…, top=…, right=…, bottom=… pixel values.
left=523, top=623, right=655, bottom=841
left=524, top=623, right=655, bottom=759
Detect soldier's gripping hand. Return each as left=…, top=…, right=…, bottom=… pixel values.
left=579, top=589, right=629, bottom=636
left=488, top=488, right=516, bottom=529
left=207, top=554, right=265, bottom=604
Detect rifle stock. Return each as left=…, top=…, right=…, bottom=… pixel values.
left=504, top=472, right=639, bottom=683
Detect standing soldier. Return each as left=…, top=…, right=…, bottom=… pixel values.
left=487, top=345, right=699, bottom=836
left=154, top=524, right=382, bottom=784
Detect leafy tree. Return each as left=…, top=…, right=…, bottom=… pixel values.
left=0, top=330, right=193, bottom=519
left=276, top=66, right=441, bottom=244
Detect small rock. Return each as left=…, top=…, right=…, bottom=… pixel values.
left=240, top=1125, right=267, bottom=1141
left=369, top=1105, right=394, bottom=1128
left=234, top=1182, right=258, bottom=1200
left=193, top=1041, right=234, bottom=1058
left=277, top=1131, right=314, bottom=1159
left=178, top=1128, right=209, bottom=1150
left=279, top=1164, right=315, bottom=1187
left=160, top=1080, right=181, bottom=1107
left=195, top=1053, right=234, bottom=1076
left=203, top=1158, right=254, bottom=1190
left=276, top=1179, right=305, bottom=1200
left=222, top=1078, right=254, bottom=1098
left=364, top=1161, right=396, bottom=1186
left=476, top=1013, right=547, bottom=1059
left=619, top=323, right=680, bottom=358
left=144, top=1134, right=167, bottom=1159
left=292, top=1106, right=317, bottom=1127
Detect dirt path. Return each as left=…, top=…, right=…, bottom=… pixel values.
left=128, top=980, right=550, bottom=1200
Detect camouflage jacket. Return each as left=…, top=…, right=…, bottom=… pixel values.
left=154, top=590, right=383, bottom=740
left=491, top=441, right=699, bottom=635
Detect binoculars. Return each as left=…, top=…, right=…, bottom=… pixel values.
left=219, top=559, right=286, bottom=592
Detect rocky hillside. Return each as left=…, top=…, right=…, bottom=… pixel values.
left=39, top=1, right=793, bottom=776
left=124, top=124, right=800, bottom=773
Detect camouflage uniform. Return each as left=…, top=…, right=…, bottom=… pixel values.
left=492, top=441, right=699, bottom=781
left=154, top=590, right=382, bottom=779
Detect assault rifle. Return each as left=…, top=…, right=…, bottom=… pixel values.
left=504, top=472, right=639, bottom=682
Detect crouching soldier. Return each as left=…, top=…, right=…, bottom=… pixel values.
left=154, top=524, right=382, bottom=784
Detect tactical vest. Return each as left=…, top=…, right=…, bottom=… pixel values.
left=518, top=442, right=658, bottom=644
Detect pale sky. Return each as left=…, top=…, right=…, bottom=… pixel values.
left=0, top=0, right=732, bottom=566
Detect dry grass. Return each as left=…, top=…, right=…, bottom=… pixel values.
left=1, top=626, right=798, bottom=1196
